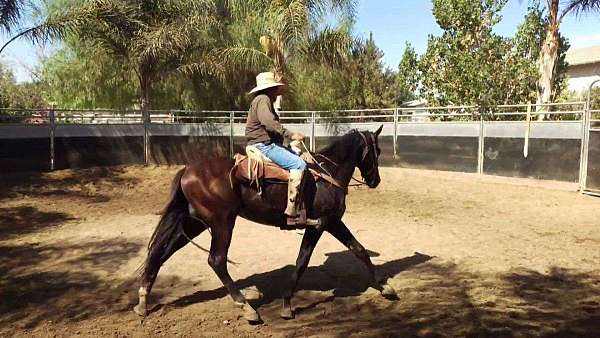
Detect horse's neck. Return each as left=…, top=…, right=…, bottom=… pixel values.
left=317, top=138, right=358, bottom=187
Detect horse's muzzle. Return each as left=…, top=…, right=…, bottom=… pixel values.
left=367, top=177, right=381, bottom=188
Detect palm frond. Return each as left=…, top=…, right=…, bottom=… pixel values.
left=0, top=0, right=25, bottom=33
left=179, top=51, right=227, bottom=82
left=307, top=0, right=356, bottom=25
left=276, top=0, right=310, bottom=50
left=134, top=13, right=219, bottom=61
left=211, top=46, right=272, bottom=74
left=305, top=25, right=352, bottom=67
left=561, top=0, right=600, bottom=17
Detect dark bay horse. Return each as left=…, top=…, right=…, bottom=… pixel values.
left=134, top=125, right=398, bottom=323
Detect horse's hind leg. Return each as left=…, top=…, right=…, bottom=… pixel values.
left=281, top=227, right=323, bottom=319
left=327, top=219, right=398, bottom=300
left=135, top=222, right=206, bottom=316
left=207, top=215, right=261, bottom=323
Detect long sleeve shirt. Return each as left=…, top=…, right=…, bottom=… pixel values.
left=245, top=94, right=292, bottom=145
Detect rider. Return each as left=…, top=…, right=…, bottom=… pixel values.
left=245, top=72, right=312, bottom=227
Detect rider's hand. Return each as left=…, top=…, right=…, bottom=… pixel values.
left=290, top=132, right=305, bottom=141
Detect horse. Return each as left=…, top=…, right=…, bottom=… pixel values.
left=134, top=125, right=398, bottom=323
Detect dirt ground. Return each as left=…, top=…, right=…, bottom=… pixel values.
left=1, top=165, right=600, bottom=338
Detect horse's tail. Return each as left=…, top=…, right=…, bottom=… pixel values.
left=140, top=167, right=195, bottom=281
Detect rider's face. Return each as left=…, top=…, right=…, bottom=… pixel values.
left=265, top=85, right=286, bottom=102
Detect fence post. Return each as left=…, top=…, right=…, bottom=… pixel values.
left=477, top=110, right=485, bottom=175
left=393, top=108, right=398, bottom=158
left=579, top=101, right=588, bottom=192
left=49, top=105, right=55, bottom=171
left=229, top=111, right=235, bottom=157
left=523, top=103, right=532, bottom=158
left=310, top=111, right=316, bottom=151
left=143, top=110, right=150, bottom=165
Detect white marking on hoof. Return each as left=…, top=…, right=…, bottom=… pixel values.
left=242, top=303, right=261, bottom=324
left=138, top=287, right=148, bottom=297
left=381, top=283, right=398, bottom=299
left=133, top=304, right=147, bottom=317
left=280, top=306, right=294, bottom=320
left=134, top=287, right=148, bottom=316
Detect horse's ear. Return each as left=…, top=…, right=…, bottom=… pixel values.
left=375, top=124, right=383, bottom=137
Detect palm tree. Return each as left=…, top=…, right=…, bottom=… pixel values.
left=209, top=0, right=356, bottom=110
left=534, top=0, right=600, bottom=114
left=0, top=0, right=92, bottom=55
left=61, top=0, right=220, bottom=113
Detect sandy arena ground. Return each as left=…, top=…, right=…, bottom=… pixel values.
left=1, top=165, right=600, bottom=337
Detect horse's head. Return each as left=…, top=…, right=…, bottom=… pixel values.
left=355, top=125, right=383, bottom=188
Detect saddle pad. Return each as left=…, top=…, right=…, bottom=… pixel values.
left=231, top=154, right=342, bottom=191
left=232, top=153, right=289, bottom=182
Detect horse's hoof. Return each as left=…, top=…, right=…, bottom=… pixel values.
left=280, top=306, right=294, bottom=320
left=381, top=283, right=399, bottom=300
left=242, top=304, right=261, bottom=324
left=133, top=304, right=147, bottom=317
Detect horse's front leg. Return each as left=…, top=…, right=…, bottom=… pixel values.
left=327, top=219, right=398, bottom=300
left=281, top=227, right=323, bottom=319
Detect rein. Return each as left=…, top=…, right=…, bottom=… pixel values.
left=314, top=153, right=366, bottom=188
left=304, top=130, right=378, bottom=189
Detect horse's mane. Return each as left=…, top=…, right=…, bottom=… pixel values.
left=316, top=129, right=363, bottom=157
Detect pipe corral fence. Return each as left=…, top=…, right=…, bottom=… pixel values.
left=1, top=100, right=599, bottom=196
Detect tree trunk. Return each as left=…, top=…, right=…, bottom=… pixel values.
left=273, top=68, right=286, bottom=112
left=536, top=0, right=560, bottom=120
left=139, top=71, right=152, bottom=119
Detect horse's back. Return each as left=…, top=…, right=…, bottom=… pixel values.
left=180, top=157, right=239, bottom=216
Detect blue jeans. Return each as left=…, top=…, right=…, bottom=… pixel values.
left=253, top=143, right=306, bottom=171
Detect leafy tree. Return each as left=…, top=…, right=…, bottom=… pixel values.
left=514, top=4, right=570, bottom=113
left=41, top=42, right=138, bottom=109
left=419, top=0, right=544, bottom=110
left=527, top=0, right=600, bottom=108
left=290, top=33, right=397, bottom=111
left=343, top=33, right=396, bottom=108
left=58, top=0, right=221, bottom=113
left=394, top=42, right=419, bottom=104
left=215, top=0, right=356, bottom=109
left=0, top=61, right=47, bottom=109
left=0, top=62, right=15, bottom=108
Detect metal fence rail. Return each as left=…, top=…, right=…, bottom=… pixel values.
left=0, top=102, right=592, bottom=187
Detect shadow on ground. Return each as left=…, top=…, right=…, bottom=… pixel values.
left=0, top=166, right=140, bottom=202
left=0, top=238, right=156, bottom=330
left=168, top=250, right=600, bottom=337
left=1, top=241, right=599, bottom=337
left=0, top=206, right=75, bottom=239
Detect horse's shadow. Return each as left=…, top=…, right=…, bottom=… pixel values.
left=169, top=250, right=432, bottom=312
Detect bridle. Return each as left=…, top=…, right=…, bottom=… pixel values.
left=357, top=130, right=379, bottom=178
left=313, top=130, right=379, bottom=188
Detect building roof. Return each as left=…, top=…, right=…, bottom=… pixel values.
left=400, top=99, right=428, bottom=107
left=565, top=46, right=600, bottom=66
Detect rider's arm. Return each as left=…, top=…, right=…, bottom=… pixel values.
left=255, top=95, right=292, bottom=139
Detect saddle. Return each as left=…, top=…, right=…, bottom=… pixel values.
left=229, top=144, right=343, bottom=193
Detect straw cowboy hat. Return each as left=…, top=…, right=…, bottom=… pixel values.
left=249, top=72, right=285, bottom=94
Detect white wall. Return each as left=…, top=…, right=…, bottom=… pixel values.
left=567, top=63, right=600, bottom=93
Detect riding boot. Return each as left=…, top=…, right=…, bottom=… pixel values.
left=285, top=170, right=321, bottom=228
left=285, top=169, right=303, bottom=223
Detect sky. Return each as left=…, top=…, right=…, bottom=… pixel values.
left=1, top=0, right=600, bottom=83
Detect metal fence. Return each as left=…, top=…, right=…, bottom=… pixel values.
left=579, top=80, right=600, bottom=196
left=1, top=102, right=595, bottom=191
